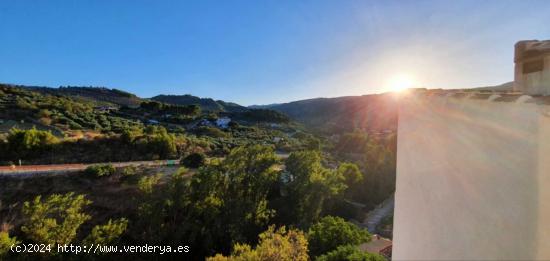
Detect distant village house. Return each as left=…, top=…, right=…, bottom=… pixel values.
left=94, top=106, right=117, bottom=113
left=215, top=117, right=231, bottom=129
left=359, top=235, right=392, bottom=259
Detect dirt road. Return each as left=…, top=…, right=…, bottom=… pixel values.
left=0, top=160, right=178, bottom=178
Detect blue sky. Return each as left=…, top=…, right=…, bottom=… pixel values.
left=1, top=0, right=549, bottom=105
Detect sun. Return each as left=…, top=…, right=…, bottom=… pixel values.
left=386, top=74, right=417, bottom=92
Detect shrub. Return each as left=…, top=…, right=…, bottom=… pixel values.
left=121, top=165, right=138, bottom=176
left=5, top=127, right=58, bottom=160
left=82, top=218, right=128, bottom=245
left=85, top=164, right=116, bottom=177
left=316, top=245, right=385, bottom=261
left=0, top=232, right=18, bottom=258
left=181, top=153, right=206, bottom=168
left=138, top=173, right=162, bottom=194
left=196, top=126, right=228, bottom=138
left=207, top=226, right=308, bottom=261
left=307, top=216, right=371, bottom=257
left=21, top=193, right=92, bottom=245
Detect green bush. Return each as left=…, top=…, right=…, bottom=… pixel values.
left=0, top=232, right=18, bottom=258
left=5, top=127, right=58, bottom=160
left=196, top=126, right=228, bottom=138
left=85, top=164, right=116, bottom=177
left=20, top=193, right=128, bottom=250
left=121, top=165, right=138, bottom=176
left=181, top=152, right=206, bottom=168
left=21, top=193, right=92, bottom=245
left=82, top=218, right=128, bottom=245
left=307, top=216, right=371, bottom=257
left=316, top=245, right=385, bottom=261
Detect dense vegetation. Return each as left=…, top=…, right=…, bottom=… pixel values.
left=1, top=145, right=386, bottom=260
left=0, top=84, right=143, bottom=133
left=0, top=84, right=396, bottom=260
left=0, top=85, right=312, bottom=165
left=151, top=94, right=247, bottom=112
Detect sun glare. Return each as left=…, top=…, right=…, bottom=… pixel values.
left=387, top=74, right=417, bottom=92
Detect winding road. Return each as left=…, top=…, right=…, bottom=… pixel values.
left=363, top=194, right=395, bottom=234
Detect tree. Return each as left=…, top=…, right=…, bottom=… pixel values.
left=181, top=152, right=206, bottom=168
left=338, top=163, right=363, bottom=187
left=183, top=146, right=280, bottom=252
left=207, top=226, right=308, bottom=261
left=316, top=245, right=385, bottom=261
left=240, top=109, right=290, bottom=123
left=196, top=126, right=228, bottom=138
left=219, top=145, right=280, bottom=242
left=147, top=128, right=177, bottom=159
left=6, top=127, right=58, bottom=160
left=307, top=216, right=371, bottom=257
left=20, top=193, right=127, bottom=248
left=21, top=193, right=92, bottom=245
left=0, top=232, right=18, bottom=258
left=337, top=163, right=363, bottom=198
left=85, top=164, right=116, bottom=177
left=138, top=173, right=162, bottom=195
left=120, top=128, right=142, bottom=144
left=335, top=131, right=370, bottom=154
left=140, top=101, right=164, bottom=111
left=281, top=151, right=347, bottom=227
left=83, top=218, right=128, bottom=245
left=121, top=165, right=138, bottom=176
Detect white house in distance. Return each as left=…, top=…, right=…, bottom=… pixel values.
left=215, top=117, right=231, bottom=129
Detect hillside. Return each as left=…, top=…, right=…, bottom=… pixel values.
left=24, top=85, right=144, bottom=107
left=259, top=93, right=399, bottom=134
left=472, top=81, right=514, bottom=92
left=1, top=83, right=396, bottom=261
left=258, top=81, right=515, bottom=134
left=0, top=84, right=311, bottom=163
left=151, top=94, right=247, bottom=112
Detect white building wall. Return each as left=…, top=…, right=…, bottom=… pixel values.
left=515, top=55, right=550, bottom=96
left=514, top=40, right=550, bottom=96
left=393, top=95, right=550, bottom=260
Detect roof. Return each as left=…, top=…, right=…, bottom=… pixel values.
left=411, top=89, right=550, bottom=105
left=359, top=235, right=392, bottom=254
left=515, top=40, right=550, bottom=62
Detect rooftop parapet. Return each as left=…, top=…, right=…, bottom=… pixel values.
left=408, top=89, right=550, bottom=105
left=515, top=40, right=550, bottom=63
left=514, top=40, right=550, bottom=95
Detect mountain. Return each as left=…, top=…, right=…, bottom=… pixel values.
left=472, top=81, right=514, bottom=92
left=259, top=93, right=399, bottom=134
left=23, top=85, right=144, bottom=107
left=151, top=94, right=247, bottom=112
left=259, top=81, right=516, bottom=134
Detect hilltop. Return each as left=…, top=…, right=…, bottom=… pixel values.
left=24, top=85, right=144, bottom=107
left=8, top=84, right=249, bottom=113
left=151, top=94, right=247, bottom=112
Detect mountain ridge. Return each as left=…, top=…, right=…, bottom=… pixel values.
left=151, top=94, right=247, bottom=112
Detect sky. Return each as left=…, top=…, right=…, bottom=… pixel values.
left=1, top=0, right=550, bottom=105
